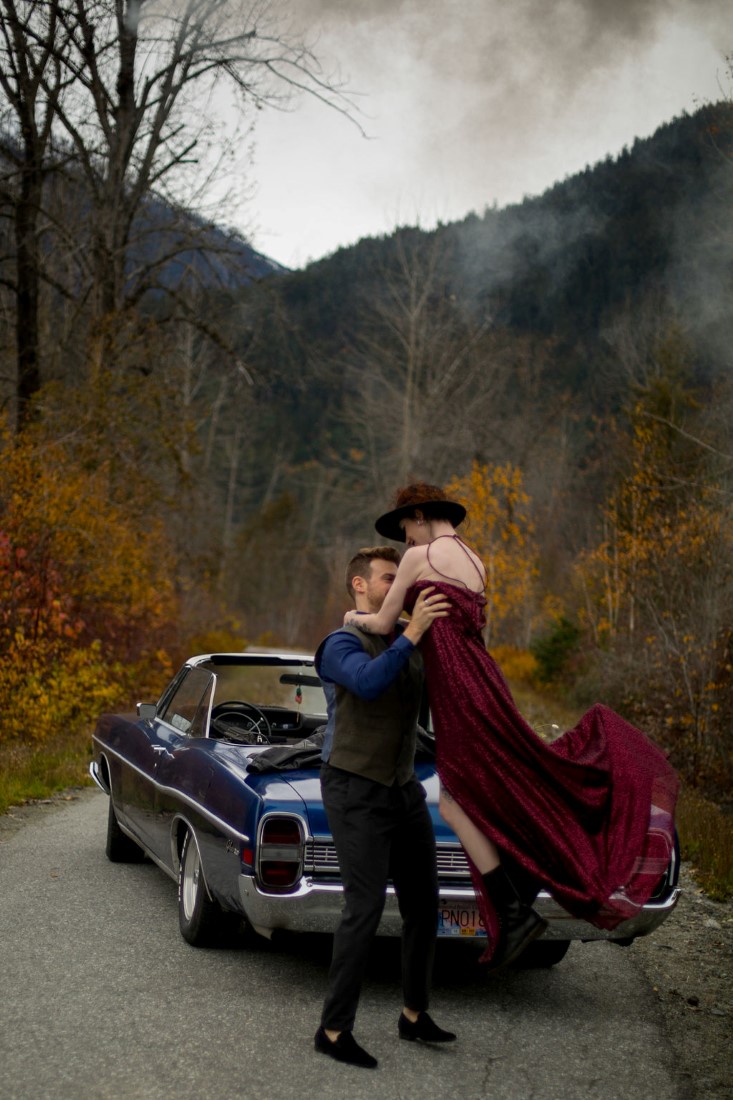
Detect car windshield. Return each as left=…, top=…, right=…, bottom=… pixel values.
left=197, top=656, right=327, bottom=717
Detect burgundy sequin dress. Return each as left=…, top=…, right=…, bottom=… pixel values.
left=404, top=576, right=678, bottom=959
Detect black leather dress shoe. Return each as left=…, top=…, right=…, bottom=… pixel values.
left=314, top=1026, right=378, bottom=1068
left=398, top=1011, right=457, bottom=1043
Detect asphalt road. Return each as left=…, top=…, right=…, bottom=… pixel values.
left=0, top=789, right=686, bottom=1100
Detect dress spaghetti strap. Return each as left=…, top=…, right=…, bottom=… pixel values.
left=426, top=535, right=486, bottom=592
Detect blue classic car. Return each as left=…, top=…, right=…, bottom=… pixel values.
left=90, top=651, right=680, bottom=965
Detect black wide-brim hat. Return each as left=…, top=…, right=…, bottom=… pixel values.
left=375, top=497, right=467, bottom=542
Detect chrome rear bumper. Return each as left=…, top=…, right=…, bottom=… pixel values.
left=238, top=874, right=681, bottom=943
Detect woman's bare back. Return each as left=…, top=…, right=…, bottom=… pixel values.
left=414, top=535, right=486, bottom=593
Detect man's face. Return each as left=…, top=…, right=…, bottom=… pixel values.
left=363, top=559, right=398, bottom=612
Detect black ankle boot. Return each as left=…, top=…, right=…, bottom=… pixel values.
left=480, top=866, right=547, bottom=971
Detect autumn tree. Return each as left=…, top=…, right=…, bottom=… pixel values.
left=574, top=348, right=733, bottom=791
left=445, top=459, right=539, bottom=646
left=0, top=0, right=358, bottom=656
left=0, top=415, right=178, bottom=741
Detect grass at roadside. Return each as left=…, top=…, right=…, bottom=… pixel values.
left=676, top=786, right=733, bottom=902
left=508, top=679, right=583, bottom=741
left=0, top=731, right=93, bottom=816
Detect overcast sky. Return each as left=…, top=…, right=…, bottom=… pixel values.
left=238, top=0, right=730, bottom=270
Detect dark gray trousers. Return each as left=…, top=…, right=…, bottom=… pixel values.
left=319, top=763, right=438, bottom=1032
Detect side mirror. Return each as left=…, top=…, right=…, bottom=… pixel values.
left=137, top=702, right=157, bottom=722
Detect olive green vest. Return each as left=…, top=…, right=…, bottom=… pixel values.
left=328, top=625, right=424, bottom=786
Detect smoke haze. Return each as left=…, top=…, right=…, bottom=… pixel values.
left=249, top=0, right=730, bottom=266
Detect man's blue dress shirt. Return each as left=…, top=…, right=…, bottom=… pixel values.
left=316, top=624, right=416, bottom=764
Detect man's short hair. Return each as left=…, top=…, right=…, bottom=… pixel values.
left=345, top=545, right=401, bottom=598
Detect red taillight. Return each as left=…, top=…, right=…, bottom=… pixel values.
left=257, top=816, right=304, bottom=891
left=260, top=861, right=299, bottom=886
left=262, top=819, right=302, bottom=845
left=241, top=846, right=254, bottom=868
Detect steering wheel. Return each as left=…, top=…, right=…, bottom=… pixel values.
left=210, top=701, right=272, bottom=744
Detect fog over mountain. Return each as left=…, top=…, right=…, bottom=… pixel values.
left=250, top=0, right=730, bottom=266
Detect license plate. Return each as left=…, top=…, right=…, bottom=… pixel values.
left=437, top=904, right=486, bottom=938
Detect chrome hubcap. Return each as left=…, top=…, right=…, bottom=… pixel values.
left=182, top=840, right=200, bottom=921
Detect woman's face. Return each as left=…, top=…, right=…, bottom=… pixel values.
left=400, top=515, right=431, bottom=547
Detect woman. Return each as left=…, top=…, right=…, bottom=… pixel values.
left=345, top=482, right=679, bottom=970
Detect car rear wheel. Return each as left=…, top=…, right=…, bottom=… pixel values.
left=106, top=799, right=145, bottom=863
left=178, top=830, right=232, bottom=947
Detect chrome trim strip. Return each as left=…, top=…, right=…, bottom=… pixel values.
left=304, top=838, right=474, bottom=882
left=202, top=671, right=217, bottom=739
left=146, top=846, right=178, bottom=884
left=88, top=760, right=110, bottom=794
left=189, top=652, right=317, bottom=667
left=92, top=736, right=251, bottom=845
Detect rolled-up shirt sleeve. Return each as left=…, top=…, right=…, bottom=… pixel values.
left=318, top=628, right=415, bottom=701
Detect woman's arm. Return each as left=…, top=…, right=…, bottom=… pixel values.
left=344, top=548, right=425, bottom=634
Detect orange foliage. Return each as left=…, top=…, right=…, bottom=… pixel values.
left=446, top=460, right=539, bottom=644
left=0, top=420, right=178, bottom=741
left=573, top=397, right=733, bottom=789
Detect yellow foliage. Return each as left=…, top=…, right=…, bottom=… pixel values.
left=1, top=423, right=175, bottom=641
left=575, top=393, right=730, bottom=647
left=446, top=460, right=538, bottom=643
left=490, top=645, right=538, bottom=683
left=184, top=623, right=248, bottom=659
left=0, top=638, right=123, bottom=742
left=572, top=383, right=733, bottom=788
left=0, top=418, right=179, bottom=744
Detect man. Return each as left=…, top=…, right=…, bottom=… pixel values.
left=313, top=546, right=456, bottom=1070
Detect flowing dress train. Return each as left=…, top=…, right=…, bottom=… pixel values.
left=404, top=579, right=678, bottom=959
